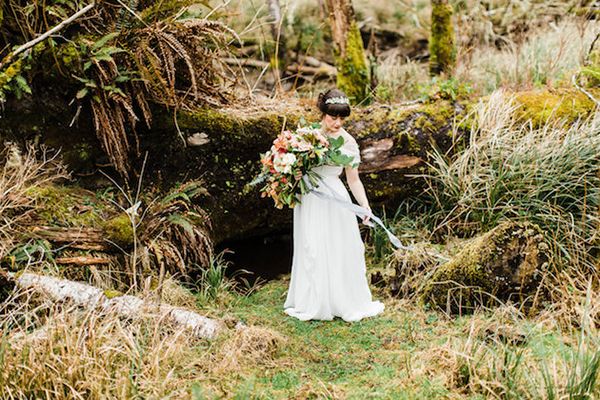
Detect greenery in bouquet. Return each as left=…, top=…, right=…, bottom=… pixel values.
left=251, top=124, right=356, bottom=209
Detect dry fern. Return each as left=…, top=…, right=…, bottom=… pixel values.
left=138, top=181, right=213, bottom=281
left=133, top=18, right=236, bottom=109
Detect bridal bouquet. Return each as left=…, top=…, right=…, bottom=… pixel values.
left=250, top=125, right=355, bottom=209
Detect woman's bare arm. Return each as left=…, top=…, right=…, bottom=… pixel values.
left=345, top=166, right=371, bottom=223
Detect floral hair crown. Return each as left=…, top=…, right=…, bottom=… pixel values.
left=325, top=96, right=350, bottom=105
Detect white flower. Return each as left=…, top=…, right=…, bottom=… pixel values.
left=273, top=152, right=297, bottom=174
left=296, top=127, right=318, bottom=135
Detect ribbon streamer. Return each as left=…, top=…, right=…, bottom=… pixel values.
left=301, top=176, right=412, bottom=250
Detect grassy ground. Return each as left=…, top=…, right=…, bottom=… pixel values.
left=206, top=279, right=458, bottom=399
left=186, top=273, right=597, bottom=399
left=2, top=263, right=597, bottom=399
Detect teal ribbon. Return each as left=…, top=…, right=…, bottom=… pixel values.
left=301, top=176, right=412, bottom=250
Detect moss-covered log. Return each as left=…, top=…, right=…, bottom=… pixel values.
left=145, top=99, right=464, bottom=243
left=421, top=221, right=550, bottom=314
left=2, top=88, right=598, bottom=245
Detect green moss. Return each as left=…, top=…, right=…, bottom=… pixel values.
left=26, top=185, right=102, bottom=226
left=429, top=0, right=456, bottom=76
left=56, top=42, right=82, bottom=70
left=0, top=59, right=23, bottom=88
left=176, top=108, right=297, bottom=142
left=102, top=214, right=134, bottom=246
left=580, top=50, right=600, bottom=88
left=404, top=131, right=422, bottom=154
left=394, top=100, right=456, bottom=154
left=514, top=89, right=599, bottom=127
left=103, top=289, right=123, bottom=299
left=420, top=101, right=454, bottom=125
left=336, top=22, right=370, bottom=105
left=177, top=108, right=239, bottom=133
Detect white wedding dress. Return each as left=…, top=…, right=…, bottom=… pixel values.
left=283, top=130, right=385, bottom=322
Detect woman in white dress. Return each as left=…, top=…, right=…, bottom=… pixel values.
left=283, top=88, right=385, bottom=322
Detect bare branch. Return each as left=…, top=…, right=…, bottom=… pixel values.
left=0, top=3, right=96, bottom=71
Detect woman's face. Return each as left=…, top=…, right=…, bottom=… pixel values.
left=322, top=114, right=345, bottom=135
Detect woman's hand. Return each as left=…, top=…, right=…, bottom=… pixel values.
left=361, top=205, right=371, bottom=225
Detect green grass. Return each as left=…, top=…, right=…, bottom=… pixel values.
left=2, top=259, right=598, bottom=399
left=185, top=274, right=598, bottom=399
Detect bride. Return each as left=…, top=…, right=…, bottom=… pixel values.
left=283, top=88, right=385, bottom=322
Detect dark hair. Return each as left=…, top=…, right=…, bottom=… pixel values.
left=317, top=88, right=351, bottom=117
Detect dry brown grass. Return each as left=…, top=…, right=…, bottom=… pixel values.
left=456, top=18, right=598, bottom=93
left=1, top=305, right=201, bottom=398
left=213, top=325, right=287, bottom=373
left=0, top=282, right=286, bottom=399
left=0, top=144, right=68, bottom=260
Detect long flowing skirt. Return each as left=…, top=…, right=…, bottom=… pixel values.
left=283, top=167, right=385, bottom=322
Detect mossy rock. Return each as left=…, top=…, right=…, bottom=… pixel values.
left=421, top=221, right=549, bottom=314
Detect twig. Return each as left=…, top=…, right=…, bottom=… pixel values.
left=0, top=3, right=96, bottom=71
left=222, top=57, right=269, bottom=69
left=114, top=0, right=148, bottom=28
left=55, top=256, right=112, bottom=265
left=572, top=73, right=600, bottom=108
left=586, top=31, right=600, bottom=62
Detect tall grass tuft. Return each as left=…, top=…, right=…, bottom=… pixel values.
left=195, top=250, right=254, bottom=306
left=419, top=90, right=600, bottom=269
left=0, top=291, right=207, bottom=399
left=456, top=19, right=598, bottom=94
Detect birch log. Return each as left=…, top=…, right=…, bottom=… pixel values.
left=11, top=272, right=223, bottom=339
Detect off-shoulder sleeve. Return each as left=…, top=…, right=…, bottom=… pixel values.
left=343, top=133, right=361, bottom=167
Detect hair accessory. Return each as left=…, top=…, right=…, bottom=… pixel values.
left=325, top=96, right=350, bottom=105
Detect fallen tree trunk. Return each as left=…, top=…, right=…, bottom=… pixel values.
left=420, top=221, right=550, bottom=315
left=11, top=272, right=223, bottom=339
left=146, top=100, right=464, bottom=243
left=30, top=226, right=112, bottom=251
left=54, top=256, right=112, bottom=265
left=2, top=88, right=598, bottom=244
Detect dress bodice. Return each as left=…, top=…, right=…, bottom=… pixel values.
left=311, top=129, right=361, bottom=178
left=312, top=165, right=344, bottom=177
